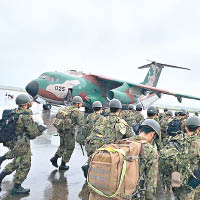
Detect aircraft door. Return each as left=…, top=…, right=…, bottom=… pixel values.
left=64, top=88, right=73, bottom=105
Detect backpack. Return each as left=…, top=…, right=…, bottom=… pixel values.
left=52, top=107, right=74, bottom=131
left=85, top=117, right=119, bottom=157
left=167, top=119, right=182, bottom=137
left=85, top=114, right=103, bottom=138
left=132, top=120, right=144, bottom=135
left=88, top=139, right=145, bottom=200
left=0, top=109, right=26, bottom=143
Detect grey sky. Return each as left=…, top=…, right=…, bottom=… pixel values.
left=0, top=0, right=200, bottom=107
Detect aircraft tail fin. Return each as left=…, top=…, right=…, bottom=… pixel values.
left=139, top=61, right=190, bottom=87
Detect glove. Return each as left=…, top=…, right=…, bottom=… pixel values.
left=37, top=124, right=47, bottom=133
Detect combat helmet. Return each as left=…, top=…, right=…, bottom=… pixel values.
left=128, top=104, right=134, bottom=110
left=72, top=96, right=83, bottom=104
left=147, top=106, right=157, bottom=115
left=179, top=109, right=187, bottom=116
left=164, top=107, right=168, bottom=112
left=16, top=94, right=32, bottom=105
left=92, top=101, right=102, bottom=108
left=109, top=99, right=122, bottom=109
left=136, top=104, right=142, bottom=111
left=141, top=119, right=160, bottom=135
left=186, top=116, right=200, bottom=127
left=166, top=110, right=173, bottom=116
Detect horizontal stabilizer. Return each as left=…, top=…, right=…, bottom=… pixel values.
left=138, top=61, right=191, bottom=71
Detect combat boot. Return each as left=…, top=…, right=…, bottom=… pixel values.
left=59, top=161, right=69, bottom=170
left=0, top=171, right=9, bottom=192
left=11, top=184, right=30, bottom=195
left=50, top=154, right=59, bottom=168
left=0, top=155, right=6, bottom=166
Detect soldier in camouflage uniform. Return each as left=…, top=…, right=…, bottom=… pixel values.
left=85, top=99, right=133, bottom=158
left=158, top=107, right=168, bottom=121
left=130, top=119, right=160, bottom=199
left=0, top=99, right=33, bottom=166
left=160, top=116, right=200, bottom=200
left=146, top=106, right=159, bottom=122
left=160, top=110, right=173, bottom=144
left=50, top=96, right=84, bottom=170
left=84, top=101, right=104, bottom=138
left=134, top=104, right=144, bottom=124
left=0, top=94, right=45, bottom=195
left=146, top=106, right=161, bottom=150
left=120, top=104, right=137, bottom=127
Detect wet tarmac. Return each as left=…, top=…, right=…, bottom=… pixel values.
left=0, top=90, right=173, bottom=200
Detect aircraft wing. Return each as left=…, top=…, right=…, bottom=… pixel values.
left=128, top=83, right=200, bottom=103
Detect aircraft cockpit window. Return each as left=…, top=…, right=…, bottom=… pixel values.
left=51, top=76, right=59, bottom=82
left=39, top=74, right=59, bottom=82
left=39, top=74, right=49, bottom=80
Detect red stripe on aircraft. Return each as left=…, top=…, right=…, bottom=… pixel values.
left=38, top=89, right=64, bottom=101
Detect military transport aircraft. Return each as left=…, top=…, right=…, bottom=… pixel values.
left=25, top=61, right=200, bottom=111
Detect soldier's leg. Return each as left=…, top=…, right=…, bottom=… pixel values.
left=59, top=131, right=75, bottom=170
left=11, top=154, right=31, bottom=195
left=0, top=157, right=17, bottom=192
left=0, top=150, right=14, bottom=166
left=50, top=134, right=64, bottom=168
left=55, top=134, right=65, bottom=158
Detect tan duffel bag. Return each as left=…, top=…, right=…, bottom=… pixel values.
left=87, top=139, right=146, bottom=200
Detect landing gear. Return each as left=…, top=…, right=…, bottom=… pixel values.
left=43, top=104, right=52, bottom=110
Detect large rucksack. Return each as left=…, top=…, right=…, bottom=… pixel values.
left=52, top=107, right=75, bottom=131
left=0, top=109, right=26, bottom=143
left=167, top=119, right=182, bottom=137
left=88, top=139, right=146, bottom=200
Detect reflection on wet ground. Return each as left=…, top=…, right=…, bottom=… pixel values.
left=0, top=97, right=172, bottom=200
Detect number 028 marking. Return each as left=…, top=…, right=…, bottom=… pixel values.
left=55, top=86, right=65, bottom=91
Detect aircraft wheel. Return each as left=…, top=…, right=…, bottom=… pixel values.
left=43, top=104, right=52, bottom=110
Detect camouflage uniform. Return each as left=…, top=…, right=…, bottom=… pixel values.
left=3, top=109, right=33, bottom=160
left=55, top=105, right=84, bottom=163
left=130, top=135, right=159, bottom=199
left=84, top=112, right=104, bottom=138
left=120, top=110, right=137, bottom=127
left=3, top=107, right=42, bottom=185
left=134, top=111, right=144, bottom=124
left=160, top=133, right=200, bottom=199
left=160, top=117, right=173, bottom=144
left=102, top=108, right=110, bottom=116
left=85, top=113, right=133, bottom=158
left=158, top=112, right=167, bottom=121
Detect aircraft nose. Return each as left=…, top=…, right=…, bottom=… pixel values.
left=25, top=80, right=39, bottom=97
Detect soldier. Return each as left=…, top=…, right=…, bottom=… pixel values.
left=160, top=110, right=173, bottom=143
left=0, top=94, right=45, bottom=195
left=147, top=106, right=159, bottom=122
left=120, top=104, right=137, bottom=127
left=84, top=101, right=104, bottom=138
left=130, top=119, right=160, bottom=199
left=159, top=107, right=168, bottom=121
left=85, top=99, right=133, bottom=159
left=134, top=104, right=144, bottom=124
left=50, top=96, right=84, bottom=170
left=0, top=97, right=34, bottom=166
left=160, top=116, right=200, bottom=200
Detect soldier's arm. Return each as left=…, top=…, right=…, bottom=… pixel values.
left=21, top=115, right=43, bottom=139
left=143, top=146, right=159, bottom=199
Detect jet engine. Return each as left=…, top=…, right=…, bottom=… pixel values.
left=106, top=82, right=133, bottom=104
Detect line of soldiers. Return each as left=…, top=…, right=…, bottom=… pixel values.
left=1, top=94, right=200, bottom=199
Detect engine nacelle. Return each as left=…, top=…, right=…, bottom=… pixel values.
left=107, top=82, right=134, bottom=104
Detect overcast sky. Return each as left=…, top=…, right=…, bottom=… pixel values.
left=0, top=0, right=200, bottom=108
